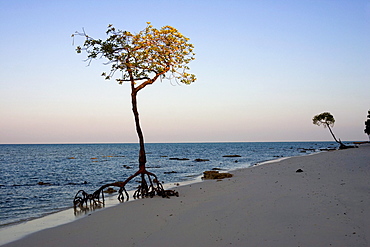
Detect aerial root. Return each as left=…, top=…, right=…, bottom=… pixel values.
left=73, top=169, right=179, bottom=212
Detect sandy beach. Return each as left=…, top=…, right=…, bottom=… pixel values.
left=3, top=144, right=370, bottom=247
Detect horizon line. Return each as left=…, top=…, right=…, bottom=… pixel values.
left=0, top=140, right=362, bottom=145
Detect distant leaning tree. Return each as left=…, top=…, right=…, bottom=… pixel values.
left=72, top=23, right=196, bottom=207
left=312, top=112, right=347, bottom=149
left=365, top=110, right=370, bottom=141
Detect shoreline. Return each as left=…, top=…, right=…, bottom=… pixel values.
left=0, top=141, right=347, bottom=231
left=1, top=145, right=370, bottom=246
left=0, top=151, right=287, bottom=244
left=0, top=152, right=311, bottom=245
left=0, top=177, right=204, bottom=246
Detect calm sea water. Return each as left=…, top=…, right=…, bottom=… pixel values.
left=0, top=142, right=337, bottom=227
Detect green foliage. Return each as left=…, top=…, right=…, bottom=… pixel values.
left=72, top=22, right=196, bottom=90
left=365, top=110, right=370, bottom=135
left=312, top=112, right=335, bottom=128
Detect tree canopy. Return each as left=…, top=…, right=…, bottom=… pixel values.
left=365, top=110, right=370, bottom=137
left=73, top=22, right=196, bottom=91
left=312, top=112, right=335, bottom=128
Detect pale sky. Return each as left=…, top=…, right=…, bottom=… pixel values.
left=0, top=0, right=369, bottom=144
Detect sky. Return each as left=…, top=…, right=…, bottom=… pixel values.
left=0, top=0, right=369, bottom=144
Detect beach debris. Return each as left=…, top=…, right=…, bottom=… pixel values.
left=67, top=157, right=76, bottom=159
left=157, top=189, right=179, bottom=198
left=202, top=171, right=233, bottom=180
left=222, top=155, right=241, bottom=157
left=296, top=169, right=304, bottom=173
left=194, top=158, right=210, bottom=162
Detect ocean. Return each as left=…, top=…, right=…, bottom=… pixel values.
left=0, top=142, right=338, bottom=229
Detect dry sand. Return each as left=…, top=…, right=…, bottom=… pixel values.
left=2, top=144, right=370, bottom=247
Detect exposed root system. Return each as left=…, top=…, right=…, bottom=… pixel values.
left=73, top=169, right=179, bottom=213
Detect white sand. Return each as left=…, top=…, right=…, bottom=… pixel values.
left=2, top=144, right=370, bottom=247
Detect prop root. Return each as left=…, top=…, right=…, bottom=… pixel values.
left=73, top=169, right=178, bottom=212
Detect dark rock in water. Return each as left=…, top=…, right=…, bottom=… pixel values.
left=38, top=182, right=52, bottom=185
left=202, top=171, right=233, bottom=179
left=296, top=169, right=304, bottom=173
left=164, top=171, right=178, bottom=174
left=169, top=158, right=189, bottom=161
left=223, top=155, right=241, bottom=157
left=194, top=158, right=210, bottom=162
left=146, top=165, right=161, bottom=169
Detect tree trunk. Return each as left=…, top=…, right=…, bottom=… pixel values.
left=131, top=90, right=146, bottom=171
left=327, top=124, right=339, bottom=143
left=72, top=69, right=179, bottom=208
left=327, top=124, right=348, bottom=149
